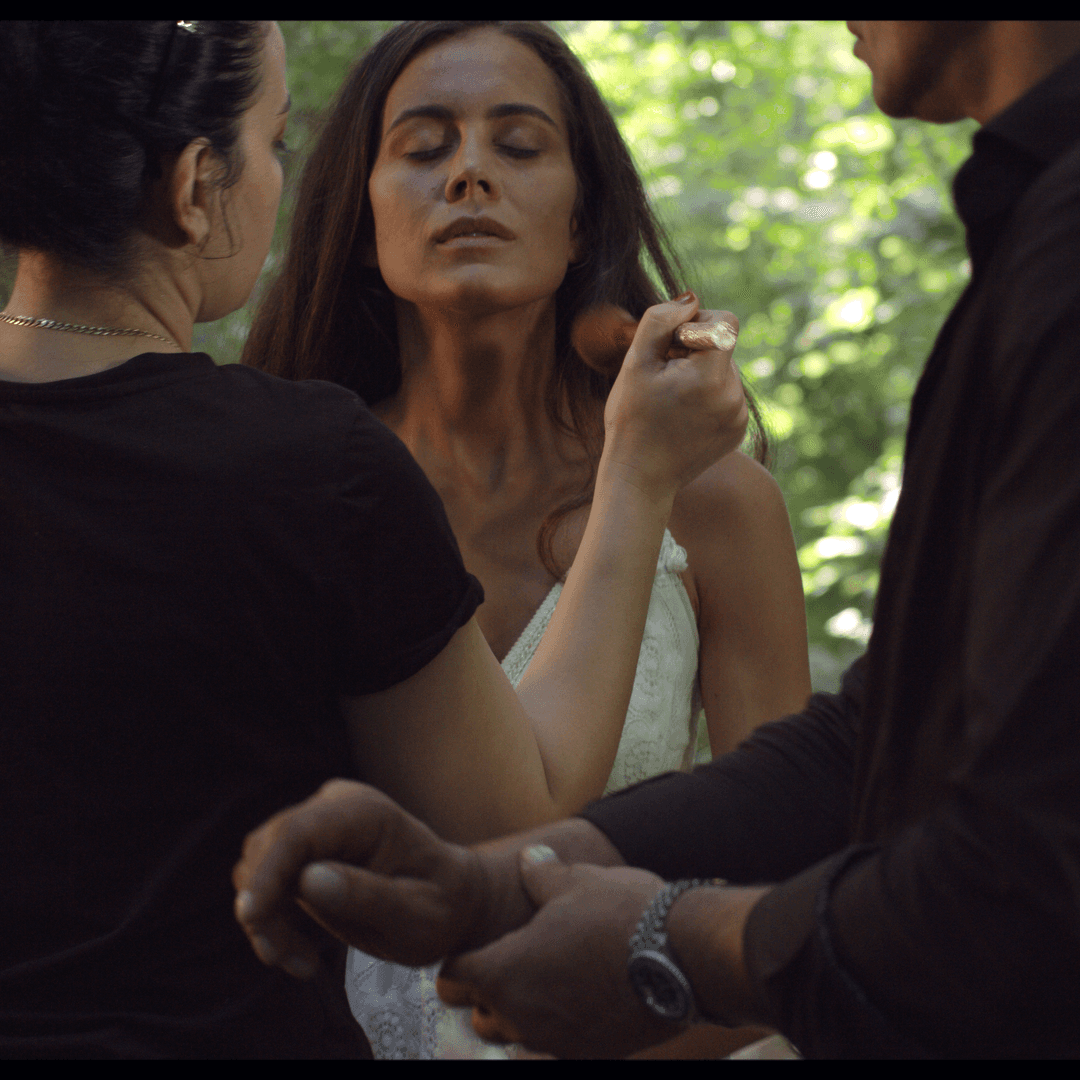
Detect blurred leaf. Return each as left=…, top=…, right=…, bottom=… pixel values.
left=556, top=20, right=974, bottom=689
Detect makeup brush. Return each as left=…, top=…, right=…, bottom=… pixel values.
left=571, top=301, right=738, bottom=377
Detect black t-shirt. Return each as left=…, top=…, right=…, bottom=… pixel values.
left=0, top=353, right=482, bottom=1057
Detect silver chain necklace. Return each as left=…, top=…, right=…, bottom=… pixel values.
left=0, top=312, right=180, bottom=351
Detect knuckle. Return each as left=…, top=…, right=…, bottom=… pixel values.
left=319, top=777, right=354, bottom=798
left=638, top=304, right=666, bottom=329
left=238, top=828, right=259, bottom=857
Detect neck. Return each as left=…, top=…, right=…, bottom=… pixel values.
left=380, top=297, right=594, bottom=493
left=0, top=250, right=189, bottom=383
left=957, top=21, right=1080, bottom=125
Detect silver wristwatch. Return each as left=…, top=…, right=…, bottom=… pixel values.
left=627, top=878, right=725, bottom=1025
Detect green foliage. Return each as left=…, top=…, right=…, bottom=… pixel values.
left=3, top=21, right=978, bottom=692
left=555, top=20, right=975, bottom=689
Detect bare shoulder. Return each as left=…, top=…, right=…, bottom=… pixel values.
left=669, top=450, right=795, bottom=573
left=670, top=453, right=811, bottom=746
left=668, top=449, right=805, bottom=659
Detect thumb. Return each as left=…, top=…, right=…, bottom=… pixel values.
left=295, top=860, right=443, bottom=966
left=518, top=843, right=574, bottom=909
left=622, top=292, right=700, bottom=367
left=297, top=860, right=356, bottom=919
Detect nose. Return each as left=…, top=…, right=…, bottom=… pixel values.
left=444, top=131, right=498, bottom=203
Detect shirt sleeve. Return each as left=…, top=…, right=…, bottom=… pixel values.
left=326, top=402, right=484, bottom=696
left=578, top=655, right=863, bottom=884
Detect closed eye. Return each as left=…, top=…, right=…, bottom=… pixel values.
left=406, top=145, right=541, bottom=162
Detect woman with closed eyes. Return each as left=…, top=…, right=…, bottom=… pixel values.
left=244, top=21, right=811, bottom=1058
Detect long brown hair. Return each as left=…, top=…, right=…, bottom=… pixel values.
left=243, top=20, right=767, bottom=577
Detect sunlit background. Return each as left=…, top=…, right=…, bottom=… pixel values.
left=2, top=22, right=978, bottom=691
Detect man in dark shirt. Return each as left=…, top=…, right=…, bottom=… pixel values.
left=233, top=21, right=1080, bottom=1057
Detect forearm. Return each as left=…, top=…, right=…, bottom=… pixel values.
left=514, top=446, right=675, bottom=814
left=509, top=297, right=746, bottom=817
left=666, top=884, right=774, bottom=1029
left=459, top=816, right=628, bottom=953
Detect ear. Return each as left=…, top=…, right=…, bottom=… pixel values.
left=168, top=137, right=218, bottom=250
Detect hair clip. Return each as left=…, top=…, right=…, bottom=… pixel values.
left=177, top=20, right=198, bottom=32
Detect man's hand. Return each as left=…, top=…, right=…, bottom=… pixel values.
left=232, top=779, right=485, bottom=977
left=437, top=848, right=686, bottom=1059
left=233, top=780, right=625, bottom=980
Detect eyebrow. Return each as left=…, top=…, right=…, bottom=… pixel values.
left=386, top=102, right=559, bottom=133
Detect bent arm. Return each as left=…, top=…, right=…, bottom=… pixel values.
left=233, top=671, right=858, bottom=980
left=344, top=301, right=747, bottom=844
left=342, top=458, right=672, bottom=845
left=749, top=284, right=1080, bottom=1057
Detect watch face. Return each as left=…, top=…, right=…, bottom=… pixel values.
left=628, top=950, right=691, bottom=1023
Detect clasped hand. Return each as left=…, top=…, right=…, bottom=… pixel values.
left=232, top=780, right=683, bottom=1057
left=233, top=780, right=485, bottom=977
left=438, top=852, right=686, bottom=1059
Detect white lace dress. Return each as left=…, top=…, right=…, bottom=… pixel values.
left=346, top=529, right=705, bottom=1059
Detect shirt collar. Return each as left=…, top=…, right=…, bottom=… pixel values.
left=982, top=47, right=1080, bottom=165
left=952, top=49, right=1080, bottom=268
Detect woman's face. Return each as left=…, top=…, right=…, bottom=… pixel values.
left=367, top=29, right=580, bottom=318
left=198, top=21, right=289, bottom=321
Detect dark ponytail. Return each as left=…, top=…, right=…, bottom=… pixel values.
left=0, top=20, right=268, bottom=277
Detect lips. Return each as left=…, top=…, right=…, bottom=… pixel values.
left=434, top=216, right=516, bottom=243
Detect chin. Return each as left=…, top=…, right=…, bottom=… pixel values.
left=437, top=289, right=537, bottom=319
left=872, top=79, right=967, bottom=123
left=870, top=84, right=916, bottom=120
left=863, top=21, right=983, bottom=124
left=865, top=59, right=915, bottom=120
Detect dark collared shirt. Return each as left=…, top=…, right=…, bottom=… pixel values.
left=582, top=51, right=1080, bottom=1058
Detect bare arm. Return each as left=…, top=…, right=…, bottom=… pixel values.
left=672, top=452, right=811, bottom=757
left=343, top=299, right=748, bottom=844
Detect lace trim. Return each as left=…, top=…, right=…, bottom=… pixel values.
left=501, top=529, right=688, bottom=688
left=348, top=526, right=701, bottom=1059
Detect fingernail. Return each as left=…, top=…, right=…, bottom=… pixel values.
left=283, top=954, right=317, bottom=980
left=521, top=844, right=558, bottom=866
left=672, top=290, right=696, bottom=303
left=252, top=934, right=281, bottom=966
left=235, top=889, right=255, bottom=921
left=302, top=862, right=346, bottom=904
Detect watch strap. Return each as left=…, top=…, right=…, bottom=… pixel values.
left=628, top=878, right=726, bottom=1023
